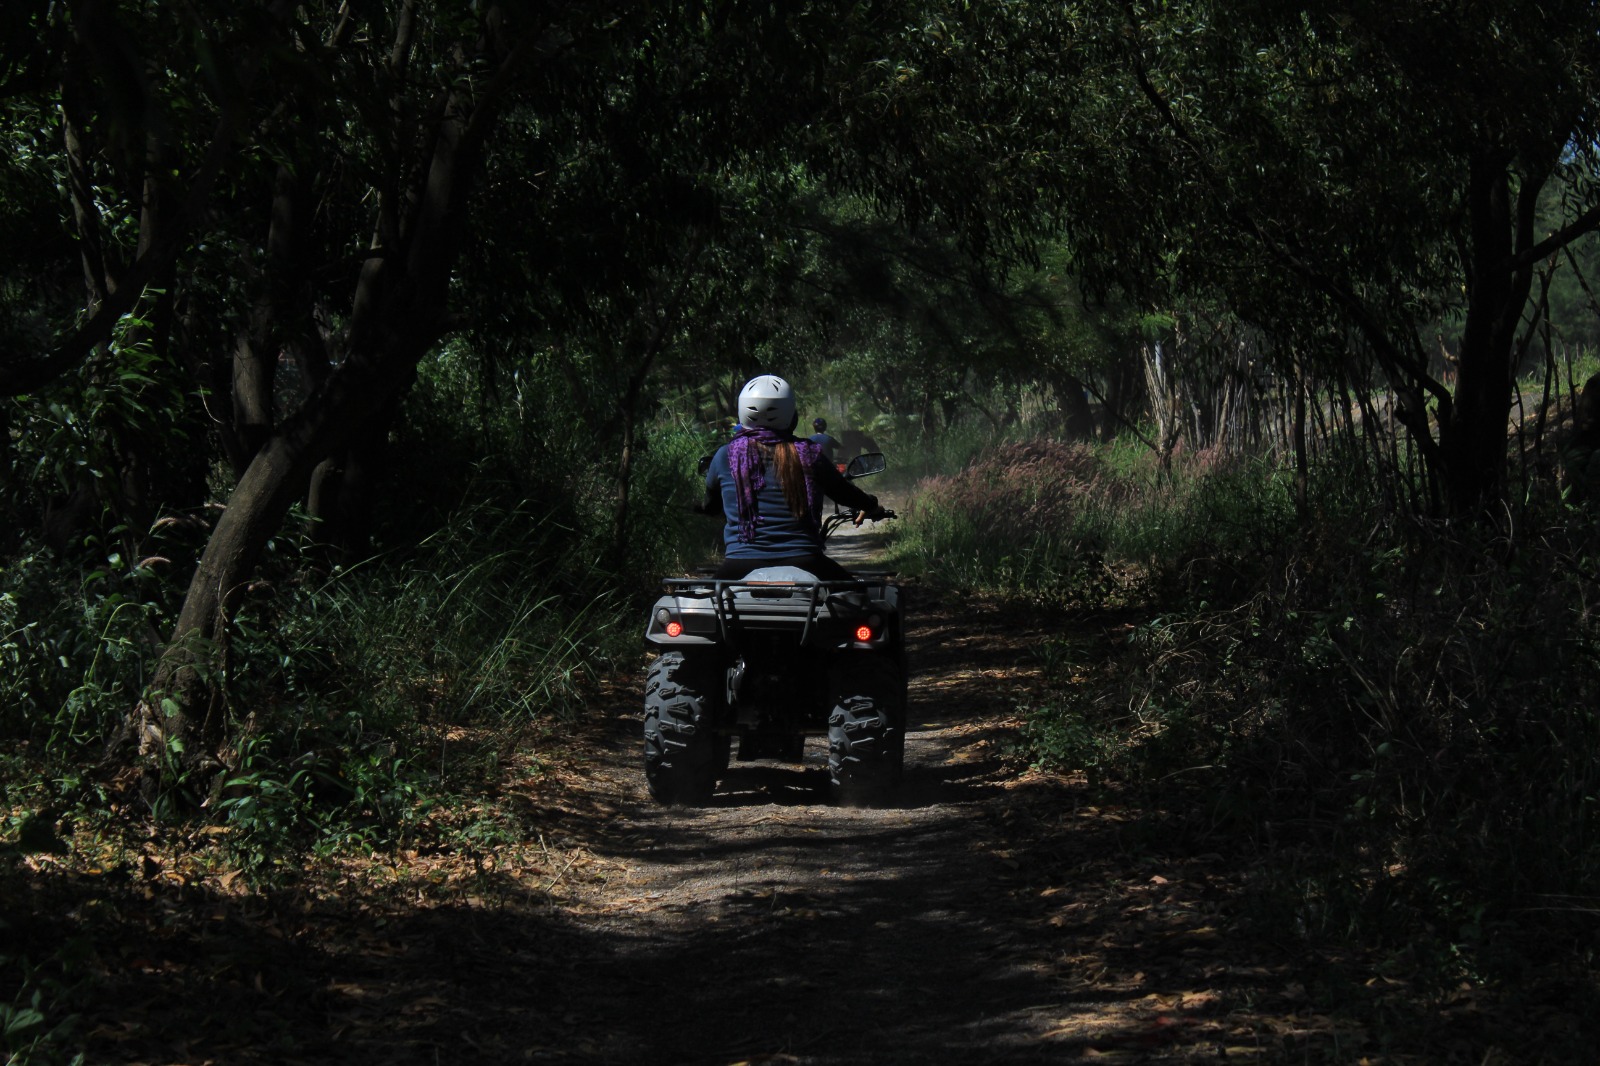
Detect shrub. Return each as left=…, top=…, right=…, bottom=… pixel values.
left=1, top=546, right=167, bottom=757
left=195, top=490, right=638, bottom=863
left=1016, top=449, right=1600, bottom=983
left=896, top=438, right=1132, bottom=604
left=897, top=436, right=1296, bottom=608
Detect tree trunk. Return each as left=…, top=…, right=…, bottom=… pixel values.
left=1101, top=354, right=1144, bottom=444
left=0, top=402, right=14, bottom=509
left=131, top=342, right=426, bottom=769
left=1293, top=373, right=1308, bottom=520
left=129, top=52, right=501, bottom=783
left=230, top=330, right=276, bottom=472
left=1054, top=374, right=1095, bottom=440
left=1142, top=337, right=1182, bottom=468
left=307, top=382, right=407, bottom=565
left=1435, top=150, right=1539, bottom=516
left=611, top=242, right=703, bottom=569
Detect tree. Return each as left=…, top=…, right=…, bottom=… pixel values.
left=22, top=0, right=1595, bottom=790
left=1073, top=0, right=1600, bottom=515
left=832, top=1, right=1600, bottom=512
left=7, top=0, right=1080, bottom=785
left=0, top=0, right=622, bottom=778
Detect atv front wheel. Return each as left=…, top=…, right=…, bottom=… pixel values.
left=643, top=651, right=726, bottom=805
left=827, top=654, right=905, bottom=806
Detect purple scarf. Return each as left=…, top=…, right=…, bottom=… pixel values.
left=728, top=426, right=823, bottom=542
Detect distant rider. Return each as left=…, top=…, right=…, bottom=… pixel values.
left=809, top=417, right=842, bottom=466
left=701, top=375, right=886, bottom=581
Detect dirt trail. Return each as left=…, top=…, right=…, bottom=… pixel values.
left=252, top=527, right=1562, bottom=1066
left=18, top=516, right=1418, bottom=1066
left=498, top=551, right=1334, bottom=1064
left=531, top=601, right=1171, bottom=1066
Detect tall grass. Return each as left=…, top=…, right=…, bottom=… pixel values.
left=1059, top=499, right=1600, bottom=986
left=235, top=495, right=620, bottom=725
left=874, top=420, right=1030, bottom=485
left=1, top=543, right=170, bottom=771
left=894, top=439, right=1123, bottom=603
left=895, top=437, right=1296, bottom=607
left=3, top=424, right=716, bottom=864
left=184, top=487, right=644, bottom=865
left=913, top=432, right=1600, bottom=989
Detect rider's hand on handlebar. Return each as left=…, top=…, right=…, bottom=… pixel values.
left=853, top=505, right=892, bottom=526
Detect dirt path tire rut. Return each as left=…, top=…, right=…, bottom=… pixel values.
left=12, top=515, right=1564, bottom=1064
left=524, top=586, right=1251, bottom=1065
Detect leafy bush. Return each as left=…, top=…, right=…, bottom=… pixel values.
left=194, top=490, right=637, bottom=863
left=895, top=438, right=1131, bottom=604
left=897, top=436, right=1295, bottom=608
left=872, top=419, right=1025, bottom=485
left=1021, top=696, right=1117, bottom=786
left=0, top=911, right=89, bottom=1066
left=1012, top=442, right=1600, bottom=984
left=0, top=547, right=167, bottom=756
left=1, top=316, right=201, bottom=762
left=2, top=322, right=717, bottom=865
left=614, top=418, right=728, bottom=580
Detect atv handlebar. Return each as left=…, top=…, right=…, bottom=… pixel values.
left=821, top=507, right=896, bottom=539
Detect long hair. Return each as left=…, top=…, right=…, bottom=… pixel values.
left=729, top=428, right=822, bottom=541
left=773, top=441, right=809, bottom=521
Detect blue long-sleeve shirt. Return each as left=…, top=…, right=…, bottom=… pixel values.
left=703, top=440, right=879, bottom=559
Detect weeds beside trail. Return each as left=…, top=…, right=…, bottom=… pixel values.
left=8, top=583, right=1589, bottom=1064
left=5, top=431, right=1599, bottom=1063
left=898, top=436, right=1600, bottom=1056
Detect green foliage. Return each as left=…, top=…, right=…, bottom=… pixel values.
left=1, top=271, right=718, bottom=860
left=194, top=404, right=712, bottom=866
left=778, top=211, right=1116, bottom=445
left=0, top=920, right=88, bottom=1066
left=894, top=438, right=1123, bottom=604
left=1110, top=450, right=1299, bottom=605
left=1005, top=442, right=1600, bottom=985
left=620, top=418, right=729, bottom=577
left=305, top=502, right=614, bottom=720
left=896, top=434, right=1296, bottom=607
left=0, top=546, right=166, bottom=754
left=0, top=101, right=75, bottom=371
left=1132, top=524, right=1600, bottom=958
left=849, top=419, right=1012, bottom=486
left=214, top=707, right=427, bottom=870
left=1021, top=696, right=1116, bottom=787
left=3, top=307, right=199, bottom=534
left=397, top=342, right=716, bottom=582
left=193, top=493, right=610, bottom=861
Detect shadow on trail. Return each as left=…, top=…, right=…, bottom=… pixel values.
left=519, top=799, right=1200, bottom=1065
left=699, top=738, right=1009, bottom=812
left=30, top=806, right=1217, bottom=1066
left=38, top=801, right=1406, bottom=1066
left=36, top=653, right=1373, bottom=1064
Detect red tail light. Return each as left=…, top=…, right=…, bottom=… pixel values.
left=854, top=624, right=873, bottom=642
left=665, top=621, right=684, bottom=637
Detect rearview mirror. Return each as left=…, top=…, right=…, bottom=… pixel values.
left=697, top=454, right=713, bottom=476
left=846, top=452, right=886, bottom=478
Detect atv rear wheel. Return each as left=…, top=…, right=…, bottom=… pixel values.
left=643, top=651, right=726, bottom=805
left=827, top=654, right=905, bottom=806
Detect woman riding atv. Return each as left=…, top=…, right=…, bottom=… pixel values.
left=702, top=374, right=887, bottom=581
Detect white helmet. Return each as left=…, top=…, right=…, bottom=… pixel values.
left=736, top=374, right=797, bottom=430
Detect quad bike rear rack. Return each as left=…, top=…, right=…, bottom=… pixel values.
left=651, top=572, right=898, bottom=649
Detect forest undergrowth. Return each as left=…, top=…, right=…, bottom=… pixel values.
left=6, top=419, right=1600, bottom=1062
left=896, top=435, right=1600, bottom=1021
left=0, top=412, right=722, bottom=1064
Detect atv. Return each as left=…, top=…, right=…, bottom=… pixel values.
left=642, top=452, right=904, bottom=806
